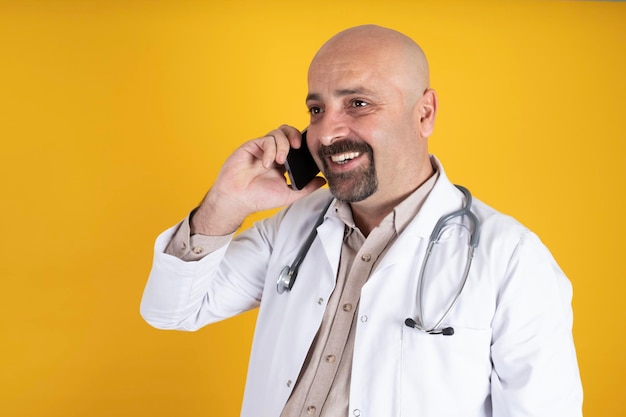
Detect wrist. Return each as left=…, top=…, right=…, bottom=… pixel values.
left=190, top=191, right=247, bottom=236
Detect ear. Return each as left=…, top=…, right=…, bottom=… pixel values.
left=417, top=88, right=438, bottom=138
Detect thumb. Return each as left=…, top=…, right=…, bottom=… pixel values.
left=285, top=177, right=327, bottom=205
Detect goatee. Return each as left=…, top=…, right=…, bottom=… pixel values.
left=319, top=139, right=378, bottom=203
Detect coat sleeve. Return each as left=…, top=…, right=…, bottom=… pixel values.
left=140, top=211, right=285, bottom=331
left=490, top=230, right=583, bottom=416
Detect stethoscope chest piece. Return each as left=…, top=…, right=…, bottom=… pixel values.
left=276, top=266, right=294, bottom=294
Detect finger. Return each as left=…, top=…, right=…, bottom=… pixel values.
left=284, top=176, right=327, bottom=205
left=261, top=135, right=278, bottom=169
left=299, top=176, right=327, bottom=194
left=277, top=124, right=303, bottom=149
left=267, top=125, right=298, bottom=165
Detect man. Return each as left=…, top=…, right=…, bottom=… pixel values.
left=141, top=25, right=583, bottom=416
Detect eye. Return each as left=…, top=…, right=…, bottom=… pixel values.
left=350, top=99, right=368, bottom=108
left=307, top=106, right=324, bottom=122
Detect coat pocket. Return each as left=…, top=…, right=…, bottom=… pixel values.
left=400, top=325, right=492, bottom=417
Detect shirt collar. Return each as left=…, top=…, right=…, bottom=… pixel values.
left=332, top=167, right=439, bottom=236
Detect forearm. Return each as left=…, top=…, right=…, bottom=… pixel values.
left=190, top=189, right=248, bottom=236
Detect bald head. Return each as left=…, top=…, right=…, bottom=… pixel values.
left=309, top=25, right=430, bottom=102
left=304, top=25, right=438, bottom=211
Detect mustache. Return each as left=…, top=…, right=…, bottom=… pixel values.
left=318, top=139, right=373, bottom=158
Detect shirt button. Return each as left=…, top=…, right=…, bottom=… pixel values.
left=353, top=409, right=361, bottom=417
left=325, top=354, right=336, bottom=363
left=286, top=380, right=292, bottom=387
left=192, top=247, right=203, bottom=254
left=306, top=405, right=317, bottom=415
left=361, top=253, right=372, bottom=262
left=317, top=298, right=324, bottom=305
left=342, top=303, right=353, bottom=312
left=360, top=315, right=368, bottom=322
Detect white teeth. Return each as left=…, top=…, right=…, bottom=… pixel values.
left=331, top=152, right=360, bottom=164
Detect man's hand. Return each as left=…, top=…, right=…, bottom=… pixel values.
left=191, top=125, right=326, bottom=235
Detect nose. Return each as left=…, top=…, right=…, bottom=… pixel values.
left=312, top=109, right=350, bottom=147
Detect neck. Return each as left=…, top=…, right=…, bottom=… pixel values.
left=350, top=203, right=396, bottom=237
left=350, top=166, right=436, bottom=237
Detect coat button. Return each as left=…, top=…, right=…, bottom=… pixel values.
left=306, top=405, right=317, bottom=415
left=361, top=253, right=372, bottom=262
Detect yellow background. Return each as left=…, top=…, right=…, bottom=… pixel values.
left=1, top=0, right=625, bottom=416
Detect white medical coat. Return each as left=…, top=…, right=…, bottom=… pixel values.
left=141, top=159, right=583, bottom=417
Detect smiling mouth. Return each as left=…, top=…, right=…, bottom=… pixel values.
left=319, top=139, right=372, bottom=171
left=331, top=152, right=361, bottom=165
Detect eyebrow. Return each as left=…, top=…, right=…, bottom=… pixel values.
left=306, top=88, right=375, bottom=103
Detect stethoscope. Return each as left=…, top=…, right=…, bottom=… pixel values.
left=276, top=185, right=481, bottom=336
left=276, top=198, right=334, bottom=294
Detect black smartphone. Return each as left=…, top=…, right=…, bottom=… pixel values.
left=284, top=130, right=320, bottom=190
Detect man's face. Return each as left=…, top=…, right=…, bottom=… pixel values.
left=305, top=46, right=425, bottom=205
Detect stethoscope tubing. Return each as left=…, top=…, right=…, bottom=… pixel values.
left=276, top=185, right=481, bottom=337
left=276, top=198, right=334, bottom=294
left=414, top=185, right=480, bottom=334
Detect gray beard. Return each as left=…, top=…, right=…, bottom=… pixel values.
left=324, top=154, right=378, bottom=203
left=318, top=139, right=378, bottom=202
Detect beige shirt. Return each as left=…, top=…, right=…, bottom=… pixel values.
left=165, top=172, right=438, bottom=417
left=280, top=173, right=437, bottom=417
